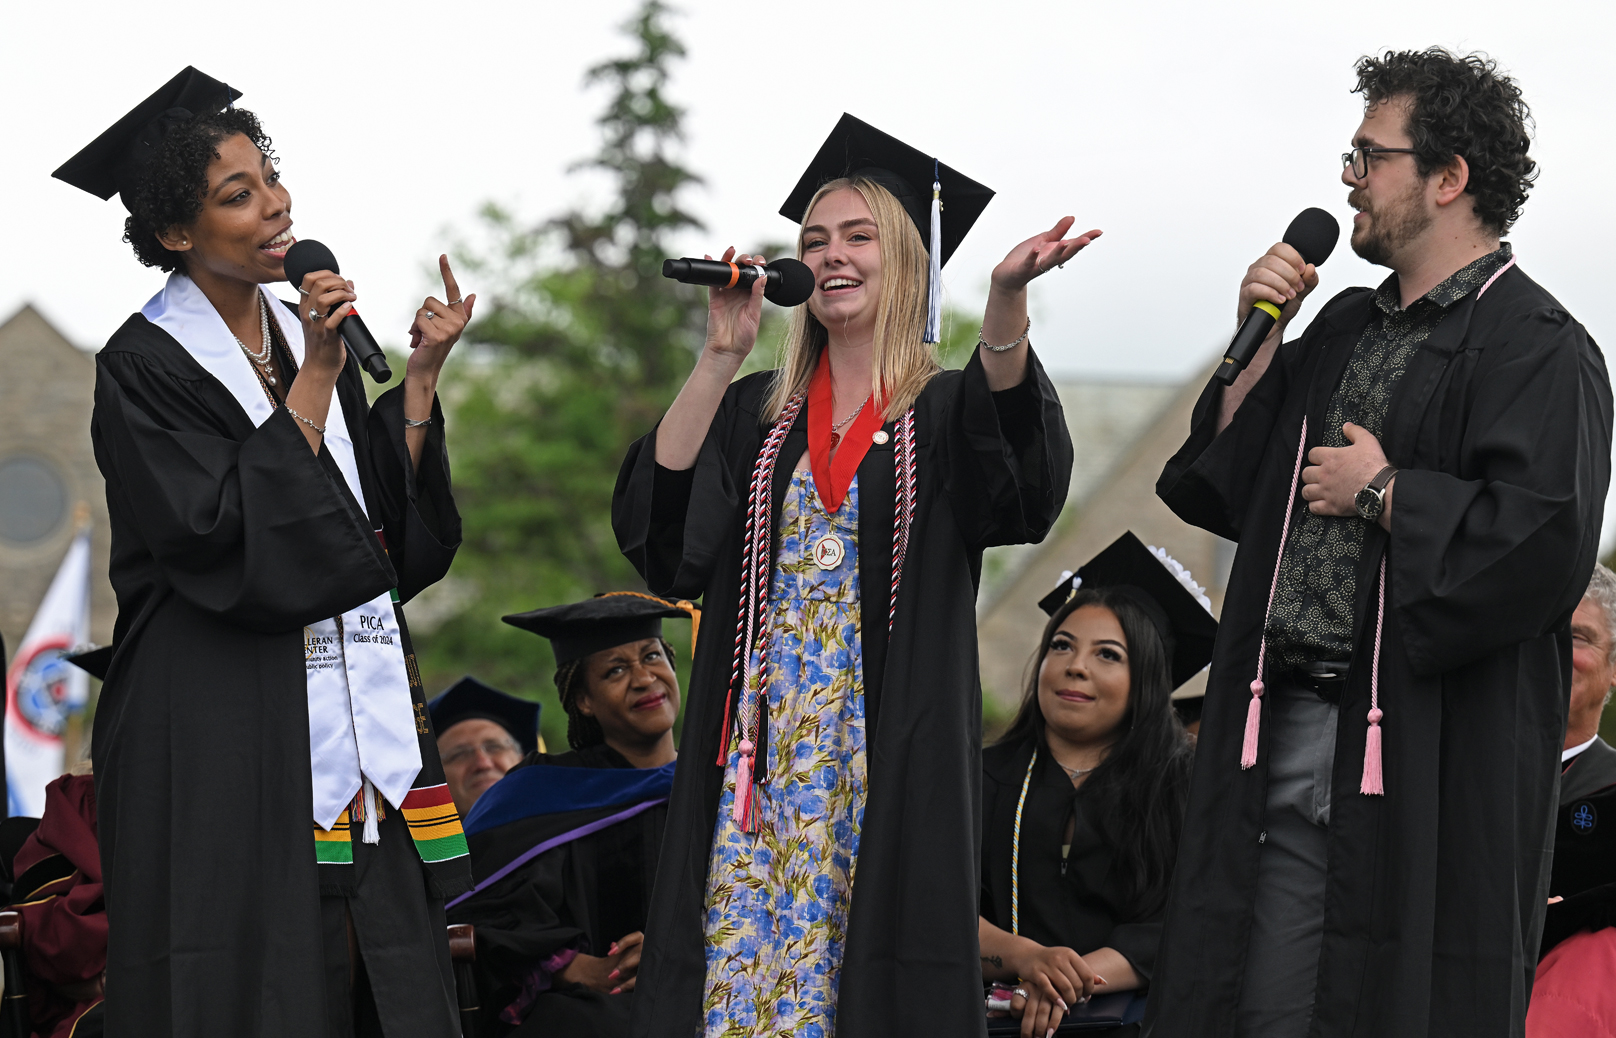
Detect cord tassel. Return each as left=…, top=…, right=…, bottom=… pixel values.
left=924, top=163, right=942, bottom=344
left=1241, top=680, right=1264, bottom=768
left=361, top=779, right=380, bottom=845
left=732, top=740, right=755, bottom=828
left=1360, top=556, right=1388, bottom=796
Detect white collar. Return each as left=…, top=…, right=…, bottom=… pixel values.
left=1563, top=734, right=1599, bottom=763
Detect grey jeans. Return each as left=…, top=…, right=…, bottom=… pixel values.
left=1234, top=678, right=1339, bottom=1038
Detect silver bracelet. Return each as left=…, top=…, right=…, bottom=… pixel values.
left=403, top=416, right=432, bottom=428
left=284, top=406, right=326, bottom=435
left=979, top=316, right=1031, bottom=353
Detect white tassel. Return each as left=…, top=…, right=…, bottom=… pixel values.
left=361, top=779, right=380, bottom=845
left=925, top=165, right=943, bottom=344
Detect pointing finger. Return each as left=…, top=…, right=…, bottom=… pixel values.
left=439, top=255, right=463, bottom=308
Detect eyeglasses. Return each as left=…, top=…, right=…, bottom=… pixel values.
left=441, top=738, right=521, bottom=767
left=1342, top=147, right=1419, bottom=180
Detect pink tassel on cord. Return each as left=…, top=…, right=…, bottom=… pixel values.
left=1240, top=680, right=1264, bottom=768
left=1360, top=708, right=1384, bottom=795
left=732, top=740, right=755, bottom=828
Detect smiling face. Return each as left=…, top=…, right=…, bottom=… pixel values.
left=438, top=718, right=523, bottom=819
left=1343, top=98, right=1436, bottom=268
left=157, top=131, right=295, bottom=285
left=801, top=186, right=884, bottom=337
left=1568, top=597, right=1616, bottom=748
left=576, top=638, right=681, bottom=749
left=1036, top=604, right=1133, bottom=748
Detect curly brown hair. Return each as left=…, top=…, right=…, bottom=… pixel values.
left=1352, top=48, right=1536, bottom=235
left=122, top=107, right=276, bottom=273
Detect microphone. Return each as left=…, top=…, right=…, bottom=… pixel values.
left=283, top=239, right=393, bottom=384
left=661, top=256, right=816, bottom=308
left=1213, top=208, right=1342, bottom=386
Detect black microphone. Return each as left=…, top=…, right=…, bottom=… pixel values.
left=1213, top=208, right=1341, bottom=386
left=661, top=256, right=816, bottom=308
left=283, top=239, right=393, bottom=384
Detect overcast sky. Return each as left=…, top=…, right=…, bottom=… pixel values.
left=6, top=0, right=1614, bottom=525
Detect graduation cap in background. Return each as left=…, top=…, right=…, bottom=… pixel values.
left=502, top=592, right=698, bottom=668
left=1038, top=531, right=1219, bottom=691
left=427, top=676, right=541, bottom=756
left=53, top=66, right=241, bottom=210
left=779, top=113, right=994, bottom=343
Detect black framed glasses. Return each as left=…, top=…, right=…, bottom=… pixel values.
left=1342, top=146, right=1419, bottom=179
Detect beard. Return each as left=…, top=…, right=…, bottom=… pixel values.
left=1350, top=178, right=1434, bottom=267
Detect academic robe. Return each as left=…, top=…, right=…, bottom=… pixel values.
left=1539, top=736, right=1616, bottom=955
left=613, top=351, right=1073, bottom=1038
left=90, top=309, right=464, bottom=1038
left=1147, top=267, right=1613, bottom=1038
left=447, top=744, right=669, bottom=1037
left=980, top=740, right=1169, bottom=983
left=10, top=773, right=105, bottom=1038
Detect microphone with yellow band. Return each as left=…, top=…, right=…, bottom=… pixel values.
left=1213, top=208, right=1341, bottom=386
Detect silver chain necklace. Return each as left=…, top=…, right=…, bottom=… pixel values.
left=235, top=292, right=277, bottom=386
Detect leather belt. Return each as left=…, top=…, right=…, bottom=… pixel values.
left=1287, top=659, right=1351, bottom=704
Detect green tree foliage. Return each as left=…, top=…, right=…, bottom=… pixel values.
left=412, top=0, right=706, bottom=748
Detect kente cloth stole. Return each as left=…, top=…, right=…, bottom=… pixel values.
left=715, top=387, right=919, bottom=832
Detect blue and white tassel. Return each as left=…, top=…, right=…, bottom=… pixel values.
left=924, top=160, right=943, bottom=344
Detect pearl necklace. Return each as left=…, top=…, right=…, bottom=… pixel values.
left=235, top=293, right=277, bottom=386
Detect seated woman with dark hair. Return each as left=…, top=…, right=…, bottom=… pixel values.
left=981, top=533, right=1213, bottom=1038
left=446, top=594, right=692, bottom=1037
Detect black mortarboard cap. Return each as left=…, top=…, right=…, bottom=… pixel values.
left=427, top=676, right=541, bottom=755
left=53, top=66, right=241, bottom=210
left=779, top=113, right=993, bottom=269
left=64, top=645, right=114, bottom=682
left=502, top=593, right=693, bottom=667
left=1037, top=532, right=1219, bottom=690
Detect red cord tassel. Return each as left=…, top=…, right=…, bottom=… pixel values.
left=1360, top=708, right=1385, bottom=795
left=1240, top=680, right=1264, bottom=769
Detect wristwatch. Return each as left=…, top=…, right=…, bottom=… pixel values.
left=1355, top=465, right=1398, bottom=522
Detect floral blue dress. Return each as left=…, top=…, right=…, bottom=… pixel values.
left=701, top=470, right=868, bottom=1038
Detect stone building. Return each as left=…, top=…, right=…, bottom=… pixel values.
left=976, top=363, right=1231, bottom=716
left=0, top=305, right=115, bottom=687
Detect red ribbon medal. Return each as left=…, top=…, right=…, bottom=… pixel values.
left=807, top=349, right=884, bottom=513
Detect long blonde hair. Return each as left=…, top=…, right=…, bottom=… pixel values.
left=763, top=176, right=940, bottom=422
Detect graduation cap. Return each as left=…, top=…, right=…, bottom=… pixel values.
left=1038, top=532, right=1219, bottom=690
left=427, top=676, right=541, bottom=756
left=64, top=645, right=114, bottom=682
left=779, top=113, right=994, bottom=343
left=502, top=592, right=696, bottom=668
left=53, top=66, right=242, bottom=209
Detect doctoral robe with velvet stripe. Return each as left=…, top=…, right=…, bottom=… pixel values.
left=613, top=352, right=1073, bottom=1038
left=1146, top=267, right=1612, bottom=1038
left=90, top=307, right=465, bottom=1038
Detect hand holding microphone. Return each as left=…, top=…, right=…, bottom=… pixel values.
left=1215, top=208, right=1341, bottom=386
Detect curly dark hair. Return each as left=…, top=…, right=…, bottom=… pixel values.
left=1352, top=48, right=1536, bottom=234
left=555, top=638, right=678, bottom=750
left=122, top=107, right=275, bottom=272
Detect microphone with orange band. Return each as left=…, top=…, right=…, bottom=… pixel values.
left=661, top=256, right=816, bottom=307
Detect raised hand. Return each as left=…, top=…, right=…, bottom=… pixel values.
left=1239, top=242, right=1318, bottom=331
left=991, top=217, right=1104, bottom=293
left=296, top=269, right=357, bottom=376
left=704, top=247, right=768, bottom=362
left=406, top=254, right=476, bottom=383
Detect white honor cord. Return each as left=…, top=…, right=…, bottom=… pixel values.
left=362, top=778, right=381, bottom=844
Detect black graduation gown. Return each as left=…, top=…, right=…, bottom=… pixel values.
left=981, top=740, right=1165, bottom=982
left=90, top=309, right=463, bottom=1038
left=1540, top=737, right=1616, bottom=955
left=448, top=744, right=665, bottom=1038
left=1147, top=267, right=1613, bottom=1038
left=613, top=351, right=1073, bottom=1038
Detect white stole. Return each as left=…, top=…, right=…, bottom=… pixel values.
left=143, top=273, right=422, bottom=834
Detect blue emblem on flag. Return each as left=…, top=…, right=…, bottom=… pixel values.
left=1571, top=802, right=1597, bottom=834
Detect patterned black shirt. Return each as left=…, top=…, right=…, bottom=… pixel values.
left=1265, top=244, right=1513, bottom=668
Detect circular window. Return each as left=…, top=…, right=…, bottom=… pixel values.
left=0, top=456, right=68, bottom=544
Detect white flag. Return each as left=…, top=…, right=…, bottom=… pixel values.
left=5, top=528, right=91, bottom=817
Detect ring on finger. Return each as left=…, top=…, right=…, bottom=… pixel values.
left=1012, top=988, right=1029, bottom=1000
left=308, top=307, right=321, bottom=322
left=446, top=297, right=463, bottom=306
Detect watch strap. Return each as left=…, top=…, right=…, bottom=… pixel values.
left=1367, top=464, right=1398, bottom=493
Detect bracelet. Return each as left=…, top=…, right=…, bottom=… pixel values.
left=403, top=416, right=432, bottom=428
left=284, top=406, right=326, bottom=435
left=979, top=317, right=1031, bottom=353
